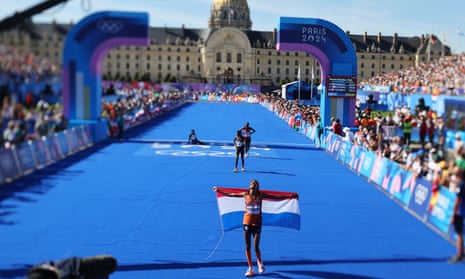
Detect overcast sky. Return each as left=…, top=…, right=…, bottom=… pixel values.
left=2, top=0, right=465, bottom=53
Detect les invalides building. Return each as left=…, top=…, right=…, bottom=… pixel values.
left=0, top=0, right=450, bottom=90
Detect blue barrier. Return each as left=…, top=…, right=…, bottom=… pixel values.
left=0, top=125, right=93, bottom=185
left=261, top=100, right=458, bottom=244
left=12, top=141, right=36, bottom=174
left=322, top=131, right=458, bottom=244
left=0, top=148, right=21, bottom=182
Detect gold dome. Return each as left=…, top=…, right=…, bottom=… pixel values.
left=209, top=0, right=252, bottom=30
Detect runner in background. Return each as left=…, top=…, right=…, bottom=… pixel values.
left=238, top=122, right=256, bottom=157
left=233, top=130, right=246, bottom=172
left=188, top=129, right=204, bottom=145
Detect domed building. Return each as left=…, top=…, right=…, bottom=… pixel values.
left=0, top=0, right=450, bottom=90
left=209, top=0, right=252, bottom=30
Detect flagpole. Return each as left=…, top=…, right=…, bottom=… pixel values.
left=297, top=64, right=301, bottom=103
left=207, top=190, right=226, bottom=260
left=311, top=64, right=314, bottom=104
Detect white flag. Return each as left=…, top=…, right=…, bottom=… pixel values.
left=297, top=65, right=301, bottom=80
left=311, top=65, right=315, bottom=80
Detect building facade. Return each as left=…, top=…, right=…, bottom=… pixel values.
left=0, top=0, right=451, bottom=88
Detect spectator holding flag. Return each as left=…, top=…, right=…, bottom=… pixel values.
left=213, top=180, right=298, bottom=277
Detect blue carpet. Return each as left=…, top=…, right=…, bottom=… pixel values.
left=0, top=102, right=463, bottom=279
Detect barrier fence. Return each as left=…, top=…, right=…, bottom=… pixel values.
left=0, top=125, right=93, bottom=185
left=262, top=101, right=459, bottom=244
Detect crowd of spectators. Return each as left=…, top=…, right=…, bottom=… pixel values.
left=359, top=53, right=465, bottom=95
left=1, top=95, right=67, bottom=148
left=0, top=44, right=59, bottom=83
left=1, top=39, right=465, bottom=193
left=0, top=39, right=465, bottom=268
left=101, top=87, right=185, bottom=138
left=262, top=91, right=461, bottom=196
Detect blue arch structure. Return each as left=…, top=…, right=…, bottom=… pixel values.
left=62, top=11, right=149, bottom=141
left=277, top=17, right=357, bottom=128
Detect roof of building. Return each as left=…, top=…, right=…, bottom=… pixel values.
left=10, top=21, right=450, bottom=55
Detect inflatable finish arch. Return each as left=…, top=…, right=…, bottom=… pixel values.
left=62, top=11, right=149, bottom=140
left=277, top=17, right=357, bottom=128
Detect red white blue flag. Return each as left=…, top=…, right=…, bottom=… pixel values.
left=214, top=187, right=300, bottom=231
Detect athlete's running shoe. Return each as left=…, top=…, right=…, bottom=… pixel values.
left=258, top=263, right=265, bottom=273
left=447, top=254, right=464, bottom=263
left=233, top=168, right=238, bottom=172
left=241, top=167, right=245, bottom=172
left=244, top=267, right=255, bottom=277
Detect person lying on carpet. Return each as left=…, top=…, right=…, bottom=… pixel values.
left=188, top=129, right=204, bottom=145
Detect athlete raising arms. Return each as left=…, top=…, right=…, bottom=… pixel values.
left=213, top=180, right=298, bottom=277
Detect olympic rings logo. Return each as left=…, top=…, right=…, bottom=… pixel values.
left=97, top=20, right=124, bottom=34
left=155, top=150, right=260, bottom=157
left=149, top=143, right=269, bottom=157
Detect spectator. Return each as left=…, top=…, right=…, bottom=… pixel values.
left=448, top=167, right=465, bottom=263
left=454, top=133, right=464, bottom=160
left=342, top=127, right=354, bottom=142
left=401, top=115, right=412, bottom=146
left=238, top=122, right=256, bottom=157
left=315, top=116, right=323, bottom=148
left=233, top=130, right=246, bottom=172
left=3, top=119, right=16, bottom=147
left=418, top=115, right=427, bottom=147
left=332, top=118, right=343, bottom=136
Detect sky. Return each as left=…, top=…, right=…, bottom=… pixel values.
left=1, top=0, right=465, bottom=54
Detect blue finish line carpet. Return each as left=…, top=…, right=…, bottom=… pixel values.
left=0, top=102, right=463, bottom=278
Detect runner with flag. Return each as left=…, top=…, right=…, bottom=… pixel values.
left=213, top=180, right=299, bottom=277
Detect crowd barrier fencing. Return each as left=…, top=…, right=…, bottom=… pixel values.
left=322, top=132, right=458, bottom=243
left=0, top=98, right=187, bottom=186
left=261, top=101, right=459, bottom=244
left=0, top=125, right=93, bottom=185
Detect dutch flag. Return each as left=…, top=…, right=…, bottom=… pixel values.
left=214, top=187, right=301, bottom=231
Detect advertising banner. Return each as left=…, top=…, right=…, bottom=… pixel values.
left=359, top=151, right=376, bottom=178
left=322, top=131, right=457, bottom=243
left=346, top=144, right=364, bottom=172
left=336, top=140, right=351, bottom=165
left=380, top=162, right=400, bottom=193
left=66, top=129, right=80, bottom=153
left=56, top=132, right=70, bottom=157
left=369, top=155, right=389, bottom=185
left=326, top=135, right=342, bottom=157
left=30, top=137, right=52, bottom=166
left=0, top=148, right=20, bottom=181
left=390, top=168, right=416, bottom=206
left=13, top=142, right=37, bottom=173
left=45, top=134, right=62, bottom=161
left=427, top=187, right=456, bottom=234
left=407, top=177, right=433, bottom=220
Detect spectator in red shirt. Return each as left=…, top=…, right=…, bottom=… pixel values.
left=332, top=118, right=343, bottom=136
